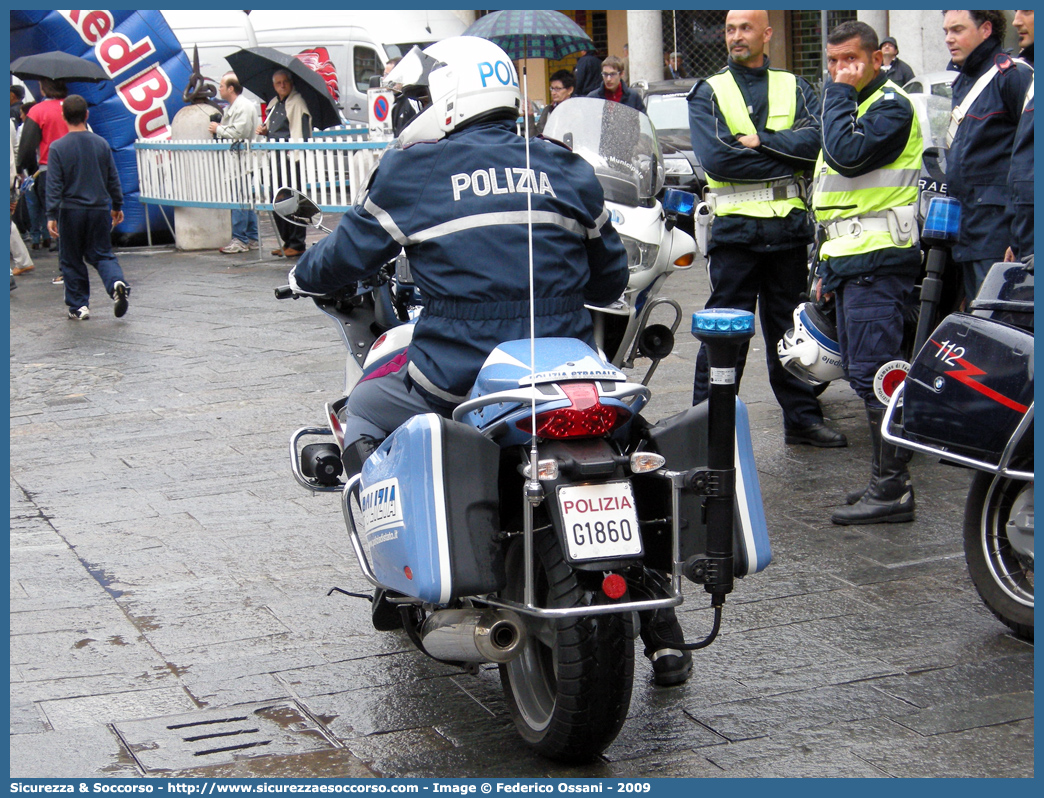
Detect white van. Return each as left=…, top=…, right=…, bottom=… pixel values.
left=162, top=9, right=258, bottom=86
left=248, top=10, right=468, bottom=123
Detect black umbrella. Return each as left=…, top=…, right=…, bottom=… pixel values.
left=10, top=51, right=109, bottom=83
left=226, top=47, right=342, bottom=131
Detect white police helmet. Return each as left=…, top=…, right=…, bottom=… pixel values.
left=391, top=36, right=521, bottom=146
left=777, top=302, right=845, bottom=386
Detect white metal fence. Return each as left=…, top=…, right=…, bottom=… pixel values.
left=134, top=134, right=389, bottom=214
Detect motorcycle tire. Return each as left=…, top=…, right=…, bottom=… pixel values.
left=499, top=529, right=634, bottom=763
left=963, top=470, right=1034, bottom=641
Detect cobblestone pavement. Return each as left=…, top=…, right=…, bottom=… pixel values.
left=8, top=228, right=1033, bottom=778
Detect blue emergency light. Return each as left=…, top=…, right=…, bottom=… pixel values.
left=921, top=196, right=962, bottom=245
left=692, top=308, right=755, bottom=336
left=663, top=188, right=696, bottom=216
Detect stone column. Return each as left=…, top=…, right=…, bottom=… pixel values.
left=627, top=9, right=663, bottom=85
left=857, top=10, right=889, bottom=40
left=170, top=104, right=231, bottom=251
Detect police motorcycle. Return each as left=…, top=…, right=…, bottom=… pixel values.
left=878, top=197, right=1034, bottom=640
left=274, top=107, right=767, bottom=763
left=541, top=98, right=697, bottom=385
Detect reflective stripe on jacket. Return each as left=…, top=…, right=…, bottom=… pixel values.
left=705, top=69, right=804, bottom=219
left=813, top=81, right=922, bottom=260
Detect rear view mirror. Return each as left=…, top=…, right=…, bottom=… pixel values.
left=274, top=187, right=326, bottom=230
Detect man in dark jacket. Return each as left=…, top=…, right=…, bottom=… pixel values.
left=587, top=56, right=646, bottom=112
left=1006, top=83, right=1033, bottom=261
left=880, top=37, right=915, bottom=87
left=687, top=8, right=845, bottom=448
left=573, top=49, right=603, bottom=97
left=45, top=95, right=129, bottom=321
left=943, top=10, right=1033, bottom=300
left=292, top=37, right=693, bottom=686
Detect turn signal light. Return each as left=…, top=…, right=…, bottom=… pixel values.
left=674, top=252, right=695, bottom=267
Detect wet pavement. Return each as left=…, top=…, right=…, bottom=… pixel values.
left=8, top=224, right=1033, bottom=778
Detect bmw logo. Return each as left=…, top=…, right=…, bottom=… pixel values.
left=934, top=376, right=945, bottom=391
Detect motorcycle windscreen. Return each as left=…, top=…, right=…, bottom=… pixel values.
left=903, top=313, right=1033, bottom=459
left=632, top=397, right=771, bottom=576
left=357, top=413, right=503, bottom=604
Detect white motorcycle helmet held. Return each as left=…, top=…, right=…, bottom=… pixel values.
left=777, top=301, right=845, bottom=386
left=388, top=36, right=522, bottom=147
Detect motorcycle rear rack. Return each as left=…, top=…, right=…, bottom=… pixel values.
left=339, top=470, right=687, bottom=620
left=882, top=382, right=1034, bottom=480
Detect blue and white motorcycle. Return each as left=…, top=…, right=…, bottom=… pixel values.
left=275, top=116, right=767, bottom=761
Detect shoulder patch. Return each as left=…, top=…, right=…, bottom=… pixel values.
left=996, top=53, right=1015, bottom=73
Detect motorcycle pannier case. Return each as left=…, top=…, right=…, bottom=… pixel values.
left=632, top=398, right=771, bottom=576
left=356, top=413, right=504, bottom=603
left=902, top=314, right=1033, bottom=459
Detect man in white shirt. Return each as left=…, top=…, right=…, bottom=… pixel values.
left=209, top=72, right=260, bottom=254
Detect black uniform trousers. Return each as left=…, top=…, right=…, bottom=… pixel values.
left=692, top=243, right=823, bottom=431
left=272, top=159, right=306, bottom=252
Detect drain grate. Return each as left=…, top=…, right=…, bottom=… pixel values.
left=113, top=700, right=338, bottom=773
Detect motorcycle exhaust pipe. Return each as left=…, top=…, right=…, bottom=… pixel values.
left=419, top=609, right=526, bottom=664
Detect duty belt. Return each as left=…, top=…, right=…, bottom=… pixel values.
left=710, top=180, right=800, bottom=209
left=820, top=214, right=891, bottom=241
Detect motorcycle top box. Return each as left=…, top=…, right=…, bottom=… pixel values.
left=355, top=413, right=504, bottom=603
left=901, top=313, right=1034, bottom=459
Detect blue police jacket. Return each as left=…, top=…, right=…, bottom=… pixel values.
left=1008, top=89, right=1033, bottom=259
left=687, top=58, right=820, bottom=252
left=586, top=85, right=646, bottom=113
left=948, top=40, right=1033, bottom=262
left=292, top=119, right=629, bottom=407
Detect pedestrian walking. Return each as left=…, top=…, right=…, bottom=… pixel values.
left=45, top=95, right=129, bottom=321
left=812, top=21, right=923, bottom=524
left=17, top=78, right=68, bottom=272
left=687, top=8, right=845, bottom=448
left=10, top=118, right=34, bottom=278
left=209, top=71, right=260, bottom=254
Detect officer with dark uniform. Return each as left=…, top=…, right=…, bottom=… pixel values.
left=687, top=9, right=846, bottom=448
left=943, top=10, right=1033, bottom=300
left=292, top=37, right=694, bottom=687
left=812, top=21, right=923, bottom=525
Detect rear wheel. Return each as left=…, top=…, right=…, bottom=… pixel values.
left=499, top=529, right=634, bottom=762
left=963, top=471, right=1034, bottom=640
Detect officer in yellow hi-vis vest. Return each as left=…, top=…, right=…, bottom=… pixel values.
left=812, top=21, right=923, bottom=526
left=687, top=9, right=846, bottom=449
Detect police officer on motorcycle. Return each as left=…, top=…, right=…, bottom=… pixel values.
left=290, top=36, right=693, bottom=686
left=812, top=21, right=923, bottom=526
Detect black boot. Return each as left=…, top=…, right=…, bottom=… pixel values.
left=639, top=608, right=693, bottom=686
left=832, top=403, right=915, bottom=525
left=341, top=435, right=379, bottom=479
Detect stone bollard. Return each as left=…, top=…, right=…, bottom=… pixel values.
left=170, top=104, right=231, bottom=251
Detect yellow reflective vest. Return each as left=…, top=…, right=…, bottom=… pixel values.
left=705, top=69, right=805, bottom=219
left=813, top=81, right=923, bottom=260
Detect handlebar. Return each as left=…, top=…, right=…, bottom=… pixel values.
left=274, top=285, right=296, bottom=300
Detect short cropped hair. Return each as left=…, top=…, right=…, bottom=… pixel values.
left=827, top=20, right=880, bottom=54
left=222, top=72, right=241, bottom=94
left=602, top=56, right=625, bottom=74
left=11, top=85, right=25, bottom=101
left=62, top=94, right=88, bottom=126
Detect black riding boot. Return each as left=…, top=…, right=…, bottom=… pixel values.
left=637, top=570, right=692, bottom=686
left=832, top=403, right=915, bottom=525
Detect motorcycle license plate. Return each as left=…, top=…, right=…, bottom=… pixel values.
left=558, top=482, right=642, bottom=561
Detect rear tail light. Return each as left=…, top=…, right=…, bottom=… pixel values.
left=516, top=382, right=632, bottom=439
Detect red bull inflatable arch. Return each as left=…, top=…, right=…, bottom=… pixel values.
left=11, top=10, right=193, bottom=244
